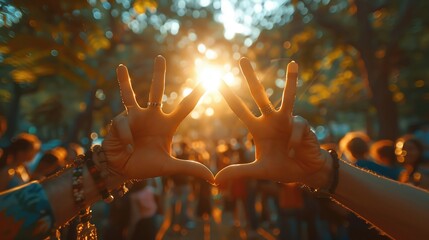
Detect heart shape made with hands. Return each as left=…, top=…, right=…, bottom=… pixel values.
left=103, top=55, right=326, bottom=187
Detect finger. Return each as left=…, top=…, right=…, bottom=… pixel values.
left=148, top=55, right=166, bottom=106
left=239, top=57, right=273, bottom=113
left=163, top=157, right=215, bottom=184
left=111, top=113, right=134, bottom=150
left=219, top=80, right=255, bottom=127
left=170, top=83, right=205, bottom=122
left=215, top=162, right=261, bottom=185
left=280, top=61, right=298, bottom=114
left=117, top=64, right=139, bottom=109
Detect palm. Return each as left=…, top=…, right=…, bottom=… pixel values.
left=102, top=56, right=214, bottom=182
left=215, top=58, right=324, bottom=184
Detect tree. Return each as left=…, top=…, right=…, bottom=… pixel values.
left=293, top=0, right=428, bottom=140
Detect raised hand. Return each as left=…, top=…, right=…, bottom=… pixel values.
left=215, top=58, right=330, bottom=187
left=102, top=55, right=214, bottom=183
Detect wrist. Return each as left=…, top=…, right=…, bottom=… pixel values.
left=91, top=146, right=126, bottom=188
left=303, top=149, right=340, bottom=198
left=303, top=149, right=333, bottom=189
left=89, top=146, right=128, bottom=202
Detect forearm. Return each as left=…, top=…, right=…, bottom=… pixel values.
left=0, top=164, right=125, bottom=240
left=42, top=165, right=124, bottom=227
left=333, top=159, right=429, bottom=239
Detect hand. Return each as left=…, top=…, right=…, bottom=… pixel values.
left=102, top=55, right=214, bottom=183
left=215, top=58, right=330, bottom=187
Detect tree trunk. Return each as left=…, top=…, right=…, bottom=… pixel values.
left=365, top=66, right=398, bottom=140
left=355, top=0, right=399, bottom=140
left=2, top=82, right=21, bottom=144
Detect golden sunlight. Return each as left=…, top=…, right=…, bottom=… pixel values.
left=199, top=66, right=222, bottom=91
left=196, top=61, right=223, bottom=92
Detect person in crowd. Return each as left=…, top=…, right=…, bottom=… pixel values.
left=338, top=131, right=371, bottom=164
left=169, top=140, right=194, bottom=231
left=128, top=179, right=159, bottom=240
left=410, top=121, right=429, bottom=162
left=31, top=146, right=67, bottom=180
left=396, top=134, right=429, bottom=189
left=242, top=135, right=260, bottom=239
left=228, top=140, right=249, bottom=228
left=194, top=141, right=212, bottom=222
left=257, top=180, right=279, bottom=230
left=369, top=139, right=403, bottom=180
left=0, top=133, right=41, bottom=191
left=277, top=183, right=305, bottom=240
left=215, top=57, right=429, bottom=240
left=104, top=193, right=130, bottom=240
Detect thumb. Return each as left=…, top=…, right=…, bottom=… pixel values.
left=215, top=162, right=261, bottom=186
left=289, top=115, right=308, bottom=149
left=163, top=157, right=215, bottom=184
left=111, top=112, right=134, bottom=153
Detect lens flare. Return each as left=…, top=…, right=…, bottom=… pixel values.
left=197, top=64, right=223, bottom=92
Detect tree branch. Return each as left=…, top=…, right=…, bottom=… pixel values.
left=386, top=0, right=415, bottom=52
left=382, top=0, right=416, bottom=75
left=301, top=0, right=358, bottom=49
left=369, top=0, right=389, bottom=13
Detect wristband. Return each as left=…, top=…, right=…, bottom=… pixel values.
left=307, top=149, right=340, bottom=198
left=85, top=150, right=114, bottom=203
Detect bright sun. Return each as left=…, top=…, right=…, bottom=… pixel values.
left=197, top=64, right=223, bottom=92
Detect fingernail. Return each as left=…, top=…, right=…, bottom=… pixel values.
left=155, top=55, right=164, bottom=61
left=287, top=61, right=298, bottom=73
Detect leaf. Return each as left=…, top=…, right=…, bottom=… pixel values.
left=0, top=89, right=12, bottom=103
left=133, top=0, right=157, bottom=14
left=10, top=69, right=36, bottom=83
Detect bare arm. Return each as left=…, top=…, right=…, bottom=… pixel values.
left=215, top=58, right=429, bottom=240
left=42, top=160, right=124, bottom=227
left=332, top=159, right=429, bottom=239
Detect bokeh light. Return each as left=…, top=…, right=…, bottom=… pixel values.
left=197, top=64, right=223, bottom=92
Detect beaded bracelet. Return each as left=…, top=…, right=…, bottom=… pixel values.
left=72, top=155, right=86, bottom=208
left=306, top=149, right=340, bottom=198
left=71, top=152, right=102, bottom=240
left=85, top=150, right=114, bottom=203
left=327, top=149, right=340, bottom=193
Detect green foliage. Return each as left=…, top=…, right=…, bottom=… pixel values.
left=1, top=0, right=429, bottom=141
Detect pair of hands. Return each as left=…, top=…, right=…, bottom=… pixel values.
left=102, top=55, right=327, bottom=187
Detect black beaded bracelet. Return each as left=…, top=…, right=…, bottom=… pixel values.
left=85, top=150, right=114, bottom=203
left=307, top=149, right=340, bottom=198
left=327, top=149, right=340, bottom=194
left=72, top=155, right=85, bottom=208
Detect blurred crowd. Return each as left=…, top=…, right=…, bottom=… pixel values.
left=1, top=112, right=429, bottom=240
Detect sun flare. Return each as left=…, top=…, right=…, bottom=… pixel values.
left=197, top=64, right=223, bottom=92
